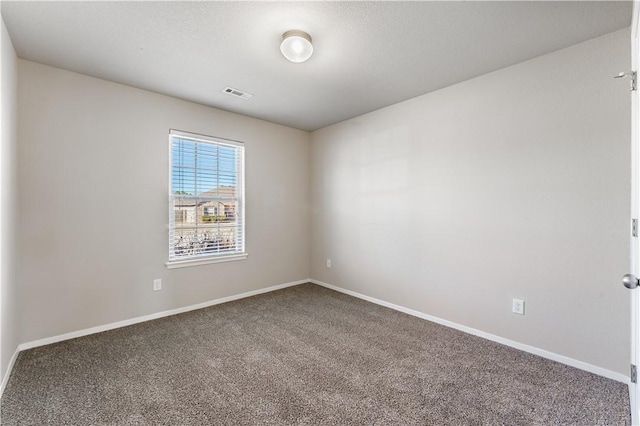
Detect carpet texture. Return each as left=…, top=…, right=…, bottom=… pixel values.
left=1, top=283, right=630, bottom=425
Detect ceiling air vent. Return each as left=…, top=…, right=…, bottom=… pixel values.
left=221, top=86, right=253, bottom=100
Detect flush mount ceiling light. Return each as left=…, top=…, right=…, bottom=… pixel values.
left=280, top=30, right=313, bottom=63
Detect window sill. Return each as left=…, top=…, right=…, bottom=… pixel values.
left=166, top=253, right=248, bottom=269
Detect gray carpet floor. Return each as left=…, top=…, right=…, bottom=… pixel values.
left=0, top=283, right=630, bottom=425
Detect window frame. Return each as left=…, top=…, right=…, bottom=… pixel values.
left=166, top=129, right=247, bottom=269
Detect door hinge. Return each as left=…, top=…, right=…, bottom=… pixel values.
left=633, top=219, right=638, bottom=237
left=614, top=71, right=637, bottom=91
left=632, top=364, right=637, bottom=383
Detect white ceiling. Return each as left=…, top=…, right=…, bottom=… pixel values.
left=1, top=1, right=632, bottom=132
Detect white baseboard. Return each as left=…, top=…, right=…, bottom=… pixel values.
left=0, top=346, right=20, bottom=398
left=310, top=279, right=629, bottom=384
left=18, top=279, right=308, bottom=352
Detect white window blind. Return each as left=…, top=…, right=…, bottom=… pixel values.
left=168, top=130, right=245, bottom=263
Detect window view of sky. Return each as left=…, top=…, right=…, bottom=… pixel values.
left=171, top=137, right=238, bottom=196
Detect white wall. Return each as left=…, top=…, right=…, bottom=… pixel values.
left=310, top=28, right=631, bottom=375
left=17, top=60, right=310, bottom=343
left=1, top=15, right=18, bottom=383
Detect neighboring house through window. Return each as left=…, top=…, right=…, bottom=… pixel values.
left=167, top=129, right=246, bottom=267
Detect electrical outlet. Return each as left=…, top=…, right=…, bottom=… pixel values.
left=326, top=259, right=332, bottom=268
left=512, top=299, right=524, bottom=315
left=153, top=279, right=162, bottom=291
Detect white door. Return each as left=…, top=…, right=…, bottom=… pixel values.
left=629, top=2, right=640, bottom=424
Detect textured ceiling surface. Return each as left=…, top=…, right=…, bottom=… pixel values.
left=1, top=1, right=632, bottom=131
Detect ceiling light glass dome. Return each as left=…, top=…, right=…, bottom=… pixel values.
left=280, top=30, right=313, bottom=63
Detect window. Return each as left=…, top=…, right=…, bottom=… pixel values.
left=167, top=130, right=246, bottom=267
